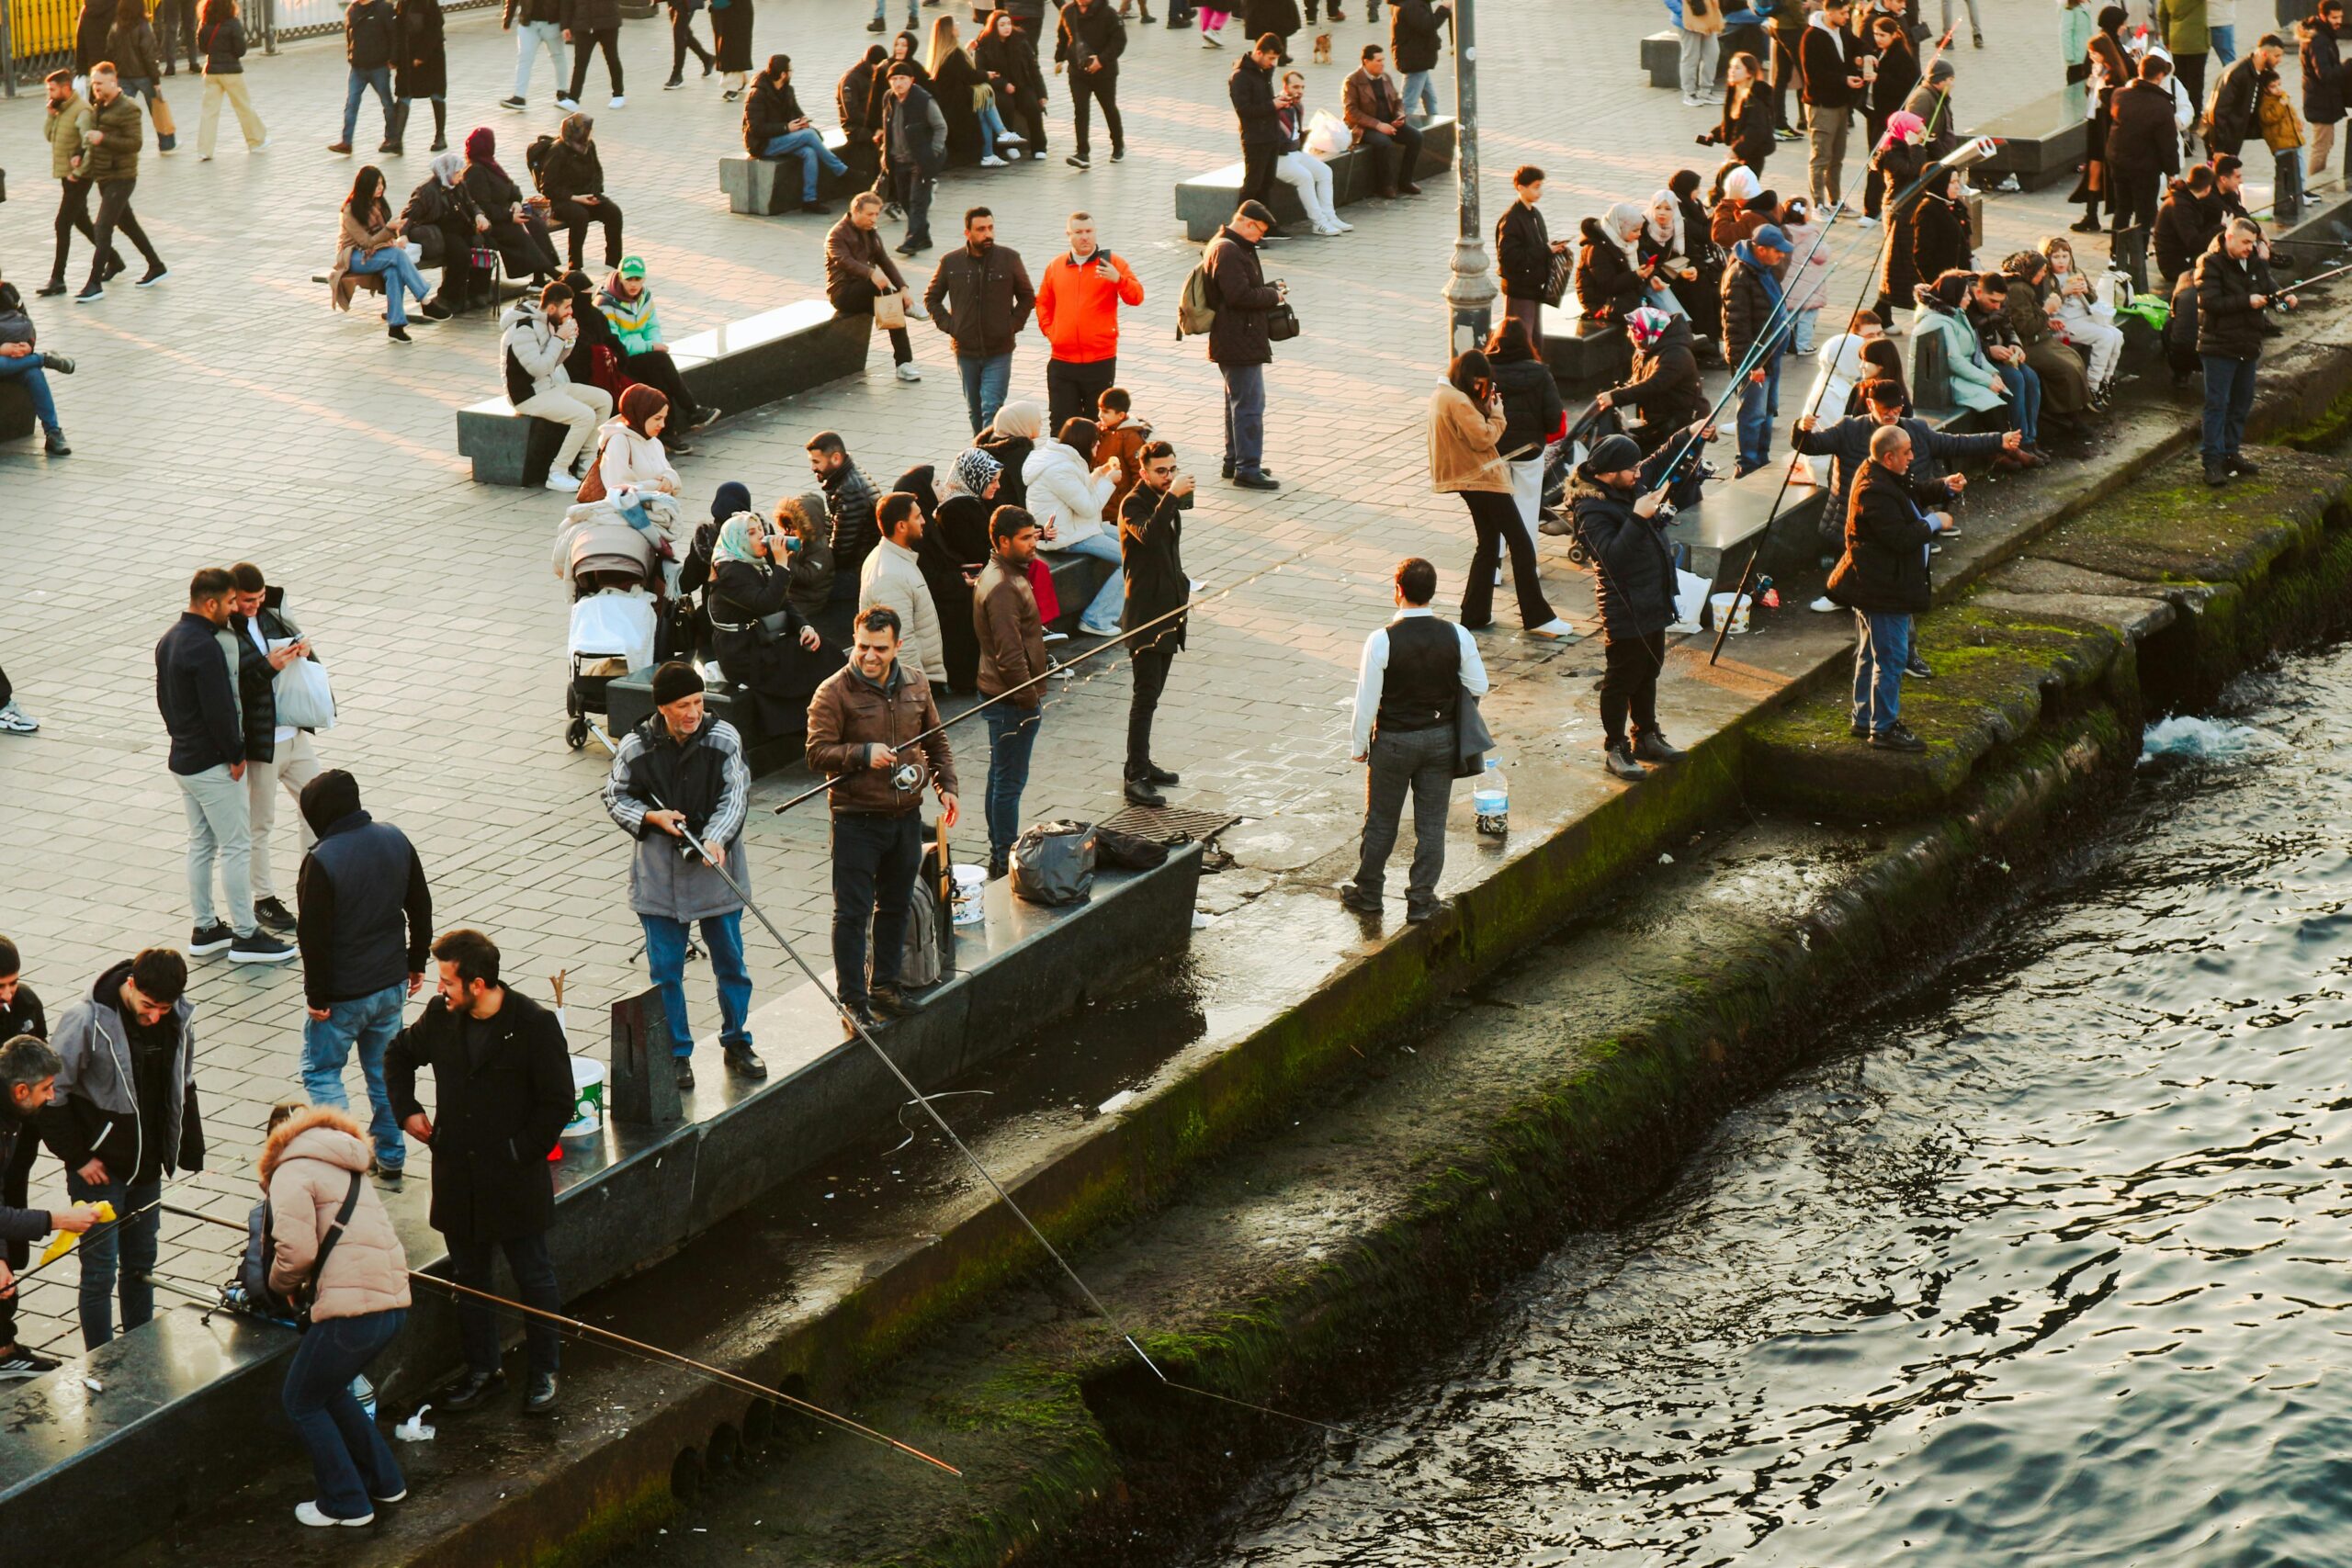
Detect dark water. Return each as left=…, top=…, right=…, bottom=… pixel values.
left=1191, top=651, right=2352, bottom=1568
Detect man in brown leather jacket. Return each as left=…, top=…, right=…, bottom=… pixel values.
left=804, top=606, right=960, bottom=1028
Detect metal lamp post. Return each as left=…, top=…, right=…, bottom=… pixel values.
left=1442, top=0, right=1494, bottom=355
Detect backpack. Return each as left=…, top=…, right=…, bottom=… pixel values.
left=1176, top=260, right=1218, bottom=339
left=235, top=1170, right=364, bottom=1331
left=526, top=132, right=558, bottom=195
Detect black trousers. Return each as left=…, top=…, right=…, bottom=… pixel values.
left=1127, top=647, right=1174, bottom=780
left=831, top=810, right=924, bottom=1003
left=1071, top=67, right=1124, bottom=157
left=157, top=0, right=199, bottom=67
left=52, top=177, right=118, bottom=285
left=1355, top=118, right=1424, bottom=195
left=619, top=346, right=700, bottom=423
left=1457, top=489, right=1555, bottom=630
left=1001, top=86, right=1046, bottom=153
left=487, top=212, right=563, bottom=277
left=550, top=194, right=625, bottom=267
left=1239, top=140, right=1283, bottom=212
left=1046, top=356, right=1117, bottom=435
left=2173, top=51, right=2207, bottom=117
left=1861, top=110, right=1892, bottom=215
left=2108, top=168, right=2161, bottom=236
left=86, top=178, right=161, bottom=288
left=1599, top=629, right=1665, bottom=747
left=448, top=1231, right=562, bottom=1376
left=0, top=1119, right=34, bottom=1348
left=566, top=27, right=623, bottom=98
left=669, top=6, right=713, bottom=76
left=1771, top=32, right=1805, bottom=129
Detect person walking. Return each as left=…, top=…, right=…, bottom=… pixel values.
left=882, top=64, right=949, bottom=256
left=1230, top=34, right=1286, bottom=216
left=826, top=193, right=921, bottom=379
left=0, top=1035, right=104, bottom=1382
left=1388, top=0, right=1448, bottom=114
left=1430, top=350, right=1569, bottom=637
left=602, top=663, right=766, bottom=1092
left=1204, top=200, right=1285, bottom=491
left=973, top=508, right=1048, bottom=876
left=1035, top=211, right=1143, bottom=437
left=2195, top=217, right=2292, bottom=485
left=1571, top=434, right=1688, bottom=782
left=663, top=0, right=714, bottom=87
left=1339, top=555, right=1486, bottom=922
left=40, top=946, right=207, bottom=1348
left=330, top=0, right=397, bottom=154
left=1677, top=0, right=1724, bottom=109
left=291, top=769, right=429, bottom=1184
left=392, top=0, right=447, bottom=153
left=2301, top=1, right=2346, bottom=186
left=74, top=65, right=169, bottom=303
left=1342, top=44, right=1425, bottom=197
left=1055, top=0, right=1125, bottom=166
left=1720, top=221, right=1791, bottom=477
left=560, top=0, right=625, bottom=108
left=922, top=206, right=1035, bottom=433
left=1824, top=423, right=1954, bottom=750
left=1495, top=164, right=1566, bottom=350
left=502, top=280, right=616, bottom=491
left=195, top=0, right=267, bottom=159
left=803, top=608, right=960, bottom=1031
left=710, top=0, right=752, bottom=96
left=158, top=569, right=295, bottom=964
left=1799, top=0, right=1861, bottom=208
left=40, top=73, right=119, bottom=299
left=260, top=1105, right=412, bottom=1528
left=105, top=0, right=175, bottom=155
left=2157, top=0, right=2211, bottom=113
left=226, top=563, right=325, bottom=932
left=498, top=0, right=568, bottom=109
left=2106, top=55, right=2180, bottom=288
left=386, top=929, right=572, bottom=1417
left=1116, top=440, right=1193, bottom=807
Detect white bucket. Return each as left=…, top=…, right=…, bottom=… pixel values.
left=560, top=1056, right=605, bottom=1140
left=1710, top=592, right=1753, bottom=635
left=950, top=864, right=988, bottom=926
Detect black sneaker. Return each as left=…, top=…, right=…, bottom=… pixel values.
left=103, top=253, right=128, bottom=282
left=1109, top=147, right=1125, bottom=162
left=228, top=930, right=299, bottom=964
left=498, top=95, right=526, bottom=110
left=388, top=323, right=412, bottom=344
left=36, top=280, right=67, bottom=298
left=1405, top=898, right=1449, bottom=926
left=662, top=74, right=684, bottom=88
left=1231, top=471, right=1280, bottom=491
left=1124, top=776, right=1168, bottom=807
left=188, top=921, right=235, bottom=955
left=136, top=264, right=169, bottom=288
left=1905, top=658, right=1935, bottom=680
left=868, top=983, right=917, bottom=1020
left=0, top=1347, right=62, bottom=1380
left=438, top=1369, right=506, bottom=1412
left=1067, top=152, right=1091, bottom=168
left=841, top=998, right=883, bottom=1032
left=1630, top=728, right=1686, bottom=764
left=419, top=299, right=453, bottom=321
left=40, top=353, right=74, bottom=376
left=673, top=1056, right=695, bottom=1092
left=2204, top=462, right=2231, bottom=488
left=1337, top=881, right=1382, bottom=916
left=865, top=14, right=886, bottom=26
left=2228, top=455, right=2261, bottom=478
left=1142, top=762, right=1180, bottom=784
left=74, top=283, right=104, bottom=305
left=724, top=1043, right=768, bottom=1077
left=254, top=897, right=297, bottom=932
left=524, top=1371, right=560, bottom=1416
left=1869, top=724, right=1928, bottom=753
left=800, top=198, right=831, bottom=215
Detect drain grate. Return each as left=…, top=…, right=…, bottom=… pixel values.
left=1096, top=804, right=1240, bottom=842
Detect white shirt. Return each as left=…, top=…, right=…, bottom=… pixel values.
left=244, top=616, right=297, bottom=745
left=1351, top=607, right=1489, bottom=760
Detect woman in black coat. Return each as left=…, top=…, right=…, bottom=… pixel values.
left=974, top=11, right=1048, bottom=156
left=1859, top=16, right=1917, bottom=219
left=926, top=17, right=988, bottom=165
left=1699, top=51, right=1774, bottom=180
left=1869, top=118, right=1928, bottom=323
left=1242, top=0, right=1301, bottom=59
left=711, top=0, right=754, bottom=94
left=393, top=0, right=447, bottom=153
left=705, top=515, right=839, bottom=735
left=865, top=31, right=929, bottom=144
left=1574, top=217, right=1645, bottom=321
left=1908, top=167, right=1973, bottom=297
left=402, top=153, right=490, bottom=310
left=460, top=127, right=562, bottom=280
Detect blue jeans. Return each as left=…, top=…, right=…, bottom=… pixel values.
left=66, top=1171, right=161, bottom=1349
left=1057, top=533, right=1127, bottom=633
left=2200, top=353, right=2259, bottom=462
left=348, top=245, right=430, bottom=326
left=343, top=65, right=393, bottom=143
left=1996, top=362, right=2041, bottom=444
left=1221, top=360, right=1266, bottom=476
left=1851, top=610, right=1910, bottom=736
left=1400, top=69, right=1437, bottom=116
left=761, top=128, right=850, bottom=200
left=2209, top=22, right=2236, bottom=64
left=981, top=705, right=1042, bottom=858
left=978, top=96, right=1012, bottom=147
left=284, top=1307, right=407, bottom=1520
left=639, top=910, right=752, bottom=1056
left=957, top=351, right=1013, bottom=434
left=872, top=0, right=915, bottom=20
left=301, top=982, right=408, bottom=1172
left=0, top=355, right=62, bottom=433
left=1734, top=355, right=1781, bottom=470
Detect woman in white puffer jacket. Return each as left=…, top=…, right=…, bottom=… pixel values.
left=1021, top=413, right=1125, bottom=637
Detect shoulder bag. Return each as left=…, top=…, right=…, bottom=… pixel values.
left=1453, top=691, right=1495, bottom=779
left=1265, top=300, right=1301, bottom=342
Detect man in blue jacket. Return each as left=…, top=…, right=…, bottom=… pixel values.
left=154, top=568, right=293, bottom=964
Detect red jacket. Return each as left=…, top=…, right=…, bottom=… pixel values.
left=1034, top=247, right=1145, bottom=364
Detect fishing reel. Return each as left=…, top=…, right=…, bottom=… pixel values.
left=891, top=759, right=928, bottom=795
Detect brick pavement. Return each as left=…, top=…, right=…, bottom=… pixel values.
left=0, top=0, right=2116, bottom=1350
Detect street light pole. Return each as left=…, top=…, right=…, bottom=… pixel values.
left=1442, top=0, right=1494, bottom=356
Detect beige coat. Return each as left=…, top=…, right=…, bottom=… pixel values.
left=858, top=536, right=945, bottom=686
left=1427, top=382, right=1511, bottom=495
left=262, top=1111, right=412, bottom=1322
left=328, top=202, right=401, bottom=313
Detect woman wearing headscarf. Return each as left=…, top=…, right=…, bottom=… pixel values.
left=1908, top=165, right=1973, bottom=301
left=1867, top=109, right=1929, bottom=325
left=589, top=385, right=684, bottom=524
left=679, top=479, right=748, bottom=657
left=710, top=0, right=753, bottom=97
left=328, top=165, right=442, bottom=344
left=1708, top=164, right=1771, bottom=250
left=976, top=400, right=1039, bottom=513
left=401, top=150, right=488, bottom=310
left=705, top=510, right=834, bottom=735
left=392, top=0, right=447, bottom=153
left=1574, top=208, right=1646, bottom=322
left=462, top=127, right=562, bottom=280
left=2071, top=6, right=2132, bottom=233
left=542, top=112, right=624, bottom=272
left=1608, top=201, right=1686, bottom=319
left=900, top=459, right=986, bottom=692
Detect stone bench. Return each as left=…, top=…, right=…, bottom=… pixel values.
left=1173, top=116, right=1457, bottom=243
left=0, top=378, right=35, bottom=443
left=1642, top=28, right=1732, bottom=90
left=1540, top=301, right=1635, bottom=394
left=1970, top=88, right=2086, bottom=192
left=457, top=301, right=873, bottom=486
left=719, top=126, right=875, bottom=215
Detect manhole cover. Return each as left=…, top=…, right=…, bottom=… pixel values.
left=1097, top=804, right=1239, bottom=842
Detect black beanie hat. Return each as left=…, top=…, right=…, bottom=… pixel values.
left=300, top=768, right=363, bottom=837
left=651, top=660, right=707, bottom=707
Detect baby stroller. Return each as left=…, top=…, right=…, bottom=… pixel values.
left=553, top=513, right=670, bottom=751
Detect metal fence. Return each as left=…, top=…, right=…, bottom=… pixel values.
left=2, top=0, right=498, bottom=94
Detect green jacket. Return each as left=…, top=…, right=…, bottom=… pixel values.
left=45, top=91, right=94, bottom=181
left=81, top=91, right=144, bottom=182
left=2156, top=0, right=2208, bottom=58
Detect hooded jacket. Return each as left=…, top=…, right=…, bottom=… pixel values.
left=1909, top=280, right=2009, bottom=412
left=385, top=988, right=571, bottom=1241
left=1800, top=10, right=1859, bottom=109
left=41, top=961, right=204, bottom=1180
left=1575, top=216, right=1645, bottom=320
left=2108, top=77, right=2184, bottom=177
left=602, top=711, right=752, bottom=922
left=1605, top=315, right=1704, bottom=439
left=297, top=802, right=433, bottom=1010
left=501, top=298, right=578, bottom=402
left=1387, top=0, right=1449, bottom=73
left=884, top=80, right=950, bottom=175
left=262, top=1111, right=411, bottom=1322
left=1023, top=437, right=1116, bottom=551
left=2302, top=15, right=2346, bottom=125
left=1719, top=239, right=1785, bottom=367
left=597, top=276, right=663, bottom=356
left=1572, top=468, right=1676, bottom=638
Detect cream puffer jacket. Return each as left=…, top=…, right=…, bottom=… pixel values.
left=1022, top=438, right=1117, bottom=551
left=262, top=1111, right=412, bottom=1322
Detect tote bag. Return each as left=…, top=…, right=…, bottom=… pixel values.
left=272, top=641, right=337, bottom=730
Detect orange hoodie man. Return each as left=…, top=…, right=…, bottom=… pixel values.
left=1035, top=209, right=1145, bottom=433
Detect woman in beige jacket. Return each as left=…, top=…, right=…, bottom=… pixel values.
left=263, top=1106, right=413, bottom=1528
left=1429, top=350, right=1569, bottom=637
left=327, top=164, right=447, bottom=344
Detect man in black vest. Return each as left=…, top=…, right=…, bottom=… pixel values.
left=1339, top=557, right=1488, bottom=924
left=296, top=770, right=432, bottom=1183
left=387, top=928, right=573, bottom=1416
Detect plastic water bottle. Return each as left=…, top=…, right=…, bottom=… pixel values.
left=1473, top=758, right=1509, bottom=838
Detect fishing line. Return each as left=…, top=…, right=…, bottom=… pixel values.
left=8, top=1178, right=198, bottom=1290
left=154, top=1202, right=961, bottom=1473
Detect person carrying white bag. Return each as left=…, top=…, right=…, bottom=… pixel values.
left=229, top=563, right=334, bottom=935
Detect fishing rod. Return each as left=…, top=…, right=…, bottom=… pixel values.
left=2278, top=258, right=2352, bottom=292
left=7, top=1179, right=194, bottom=1291
left=155, top=1202, right=962, bottom=1474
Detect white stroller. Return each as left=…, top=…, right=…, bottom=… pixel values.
left=554, top=513, right=668, bottom=751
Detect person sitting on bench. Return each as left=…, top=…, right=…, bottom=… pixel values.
left=743, top=53, right=851, bottom=213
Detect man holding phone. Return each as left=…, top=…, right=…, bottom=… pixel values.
left=1035, top=211, right=1144, bottom=434
left=227, top=563, right=326, bottom=935
left=1116, top=441, right=1193, bottom=807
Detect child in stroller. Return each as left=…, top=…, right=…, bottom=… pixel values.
left=553, top=512, right=677, bottom=750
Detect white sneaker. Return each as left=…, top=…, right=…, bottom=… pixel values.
left=980, top=153, right=1008, bottom=167
left=1527, top=618, right=1577, bottom=639
left=895, top=362, right=922, bottom=381
left=1810, top=594, right=1838, bottom=613
left=252, top=136, right=272, bottom=151
left=1680, top=92, right=1702, bottom=107
left=546, top=471, right=582, bottom=492
left=557, top=96, right=580, bottom=110
left=0, top=703, right=38, bottom=735
left=1334, top=219, right=1354, bottom=231
left=608, top=95, right=626, bottom=108
left=295, top=1502, right=373, bottom=1529
left=999, top=130, right=1024, bottom=144
left=1042, top=629, right=1069, bottom=643
left=1313, top=222, right=1346, bottom=236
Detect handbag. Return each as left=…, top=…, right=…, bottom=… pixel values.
left=874, top=288, right=908, bottom=329
left=272, top=643, right=337, bottom=730
left=150, top=91, right=176, bottom=138
left=1453, top=692, right=1495, bottom=780
left=1542, top=249, right=1574, bottom=309
left=1265, top=301, right=1301, bottom=342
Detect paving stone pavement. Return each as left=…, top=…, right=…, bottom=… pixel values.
left=0, top=0, right=2118, bottom=1350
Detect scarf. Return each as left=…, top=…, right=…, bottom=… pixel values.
left=431, top=150, right=465, bottom=186
left=1645, top=191, right=1681, bottom=250
left=990, top=400, right=1043, bottom=441
left=712, top=512, right=764, bottom=565
left=710, top=480, right=752, bottom=523
left=1604, top=201, right=1649, bottom=264
left=952, top=446, right=1001, bottom=498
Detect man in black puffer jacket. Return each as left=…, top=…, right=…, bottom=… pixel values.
left=1720, top=224, right=1791, bottom=475
left=334, top=0, right=398, bottom=153
left=2194, top=218, right=2293, bottom=487
left=1574, top=434, right=1685, bottom=783
left=1826, top=423, right=1956, bottom=752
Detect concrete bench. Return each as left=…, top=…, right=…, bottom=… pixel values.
left=1173, top=116, right=1457, bottom=243
left=0, top=378, right=35, bottom=443
left=719, top=127, right=874, bottom=215
left=1642, top=28, right=1732, bottom=90
left=458, top=302, right=872, bottom=486
left=1971, top=88, right=2086, bottom=192
left=1540, top=300, right=1635, bottom=394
